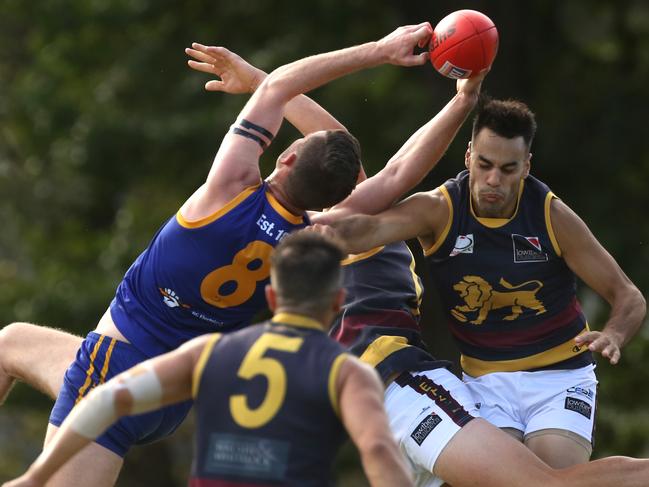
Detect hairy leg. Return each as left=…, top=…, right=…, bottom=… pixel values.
left=435, top=418, right=649, bottom=487
left=525, top=429, right=591, bottom=468
left=43, top=424, right=124, bottom=487
left=0, top=323, right=82, bottom=403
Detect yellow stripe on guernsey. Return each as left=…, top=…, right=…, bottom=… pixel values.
left=75, top=335, right=106, bottom=404
left=328, top=353, right=350, bottom=418
left=461, top=326, right=590, bottom=377
left=341, top=246, right=385, bottom=266
left=176, top=185, right=260, bottom=229
left=265, top=191, right=304, bottom=225
left=544, top=192, right=562, bottom=256
left=359, top=335, right=410, bottom=368
left=271, top=312, right=324, bottom=330
left=407, top=246, right=423, bottom=316
left=424, top=185, right=454, bottom=256
left=192, top=334, right=223, bottom=398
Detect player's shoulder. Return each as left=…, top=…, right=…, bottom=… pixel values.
left=337, top=354, right=383, bottom=388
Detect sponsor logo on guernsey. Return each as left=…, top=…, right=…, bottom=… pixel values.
left=511, top=234, right=548, bottom=263
left=410, top=413, right=443, bottom=446
left=450, top=234, right=474, bottom=256
left=205, top=433, right=289, bottom=480
left=159, top=288, right=191, bottom=309
left=564, top=397, right=592, bottom=419
left=567, top=386, right=595, bottom=400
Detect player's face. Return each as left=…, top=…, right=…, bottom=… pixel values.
left=466, top=128, right=531, bottom=218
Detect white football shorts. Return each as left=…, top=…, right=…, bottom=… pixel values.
left=384, top=368, right=480, bottom=487
left=462, top=364, right=597, bottom=444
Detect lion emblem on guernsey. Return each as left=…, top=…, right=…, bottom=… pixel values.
left=451, top=276, right=546, bottom=325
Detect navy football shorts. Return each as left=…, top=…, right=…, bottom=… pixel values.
left=49, top=331, right=192, bottom=457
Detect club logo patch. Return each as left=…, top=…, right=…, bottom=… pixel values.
left=567, top=386, right=595, bottom=400
left=159, top=288, right=191, bottom=309
left=450, top=234, right=474, bottom=256
left=410, top=413, right=443, bottom=446
left=565, top=397, right=592, bottom=419
left=512, top=234, right=548, bottom=263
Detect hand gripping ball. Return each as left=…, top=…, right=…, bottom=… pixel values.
left=429, top=10, right=499, bottom=79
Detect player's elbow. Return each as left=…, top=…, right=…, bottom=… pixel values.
left=634, top=289, right=647, bottom=320
left=359, top=434, right=399, bottom=465
left=256, top=70, right=293, bottom=105
left=619, top=282, right=646, bottom=319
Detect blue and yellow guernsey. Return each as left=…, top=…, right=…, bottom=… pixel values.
left=425, top=170, right=593, bottom=377
left=190, top=313, right=348, bottom=487
left=331, top=241, right=448, bottom=381
left=110, top=183, right=308, bottom=357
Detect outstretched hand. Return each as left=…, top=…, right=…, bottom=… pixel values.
left=376, top=22, right=433, bottom=67
left=186, top=44, right=266, bottom=94
left=574, top=330, right=623, bottom=365
left=456, top=68, right=489, bottom=101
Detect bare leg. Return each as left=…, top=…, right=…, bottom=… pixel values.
left=0, top=323, right=82, bottom=403
left=43, top=424, right=124, bottom=487
left=525, top=429, right=591, bottom=468
left=435, top=418, right=649, bottom=487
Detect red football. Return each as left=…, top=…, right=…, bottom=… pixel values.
left=429, top=10, right=499, bottom=79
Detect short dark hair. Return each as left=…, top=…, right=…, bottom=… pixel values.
left=270, top=231, right=344, bottom=312
left=472, top=97, right=537, bottom=148
left=285, top=129, right=361, bottom=210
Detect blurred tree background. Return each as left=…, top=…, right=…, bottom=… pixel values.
left=1, top=0, right=648, bottom=484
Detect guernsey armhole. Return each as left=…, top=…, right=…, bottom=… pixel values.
left=192, top=334, right=222, bottom=398
left=544, top=192, right=562, bottom=256
left=423, top=185, right=453, bottom=256
left=177, top=184, right=261, bottom=229
left=328, top=353, right=350, bottom=418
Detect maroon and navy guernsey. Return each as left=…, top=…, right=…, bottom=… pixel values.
left=332, top=241, right=449, bottom=381
left=190, top=314, right=348, bottom=487
left=425, top=170, right=593, bottom=377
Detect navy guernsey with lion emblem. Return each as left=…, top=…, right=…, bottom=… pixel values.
left=190, top=313, right=348, bottom=487
left=110, top=183, right=308, bottom=357
left=331, top=241, right=449, bottom=381
left=425, top=170, right=592, bottom=377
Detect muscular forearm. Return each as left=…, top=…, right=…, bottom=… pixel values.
left=361, top=439, right=414, bottom=487
left=8, top=363, right=165, bottom=486
left=260, top=42, right=383, bottom=105
left=602, top=286, right=647, bottom=346
left=330, top=214, right=383, bottom=254
left=247, top=71, right=345, bottom=135
left=377, top=90, right=476, bottom=201
left=391, top=90, right=476, bottom=176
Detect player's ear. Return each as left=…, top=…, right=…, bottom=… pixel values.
left=524, top=152, right=532, bottom=178
left=277, top=151, right=297, bottom=168
left=265, top=284, right=277, bottom=311
left=465, top=141, right=472, bottom=169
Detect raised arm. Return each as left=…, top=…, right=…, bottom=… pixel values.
left=550, top=199, right=647, bottom=364
left=321, top=71, right=487, bottom=220
left=316, top=189, right=449, bottom=254
left=182, top=24, right=433, bottom=220
left=186, top=45, right=347, bottom=135
left=337, top=357, right=414, bottom=487
left=2, top=335, right=212, bottom=487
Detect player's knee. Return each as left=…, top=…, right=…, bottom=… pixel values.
left=0, top=322, right=33, bottom=370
